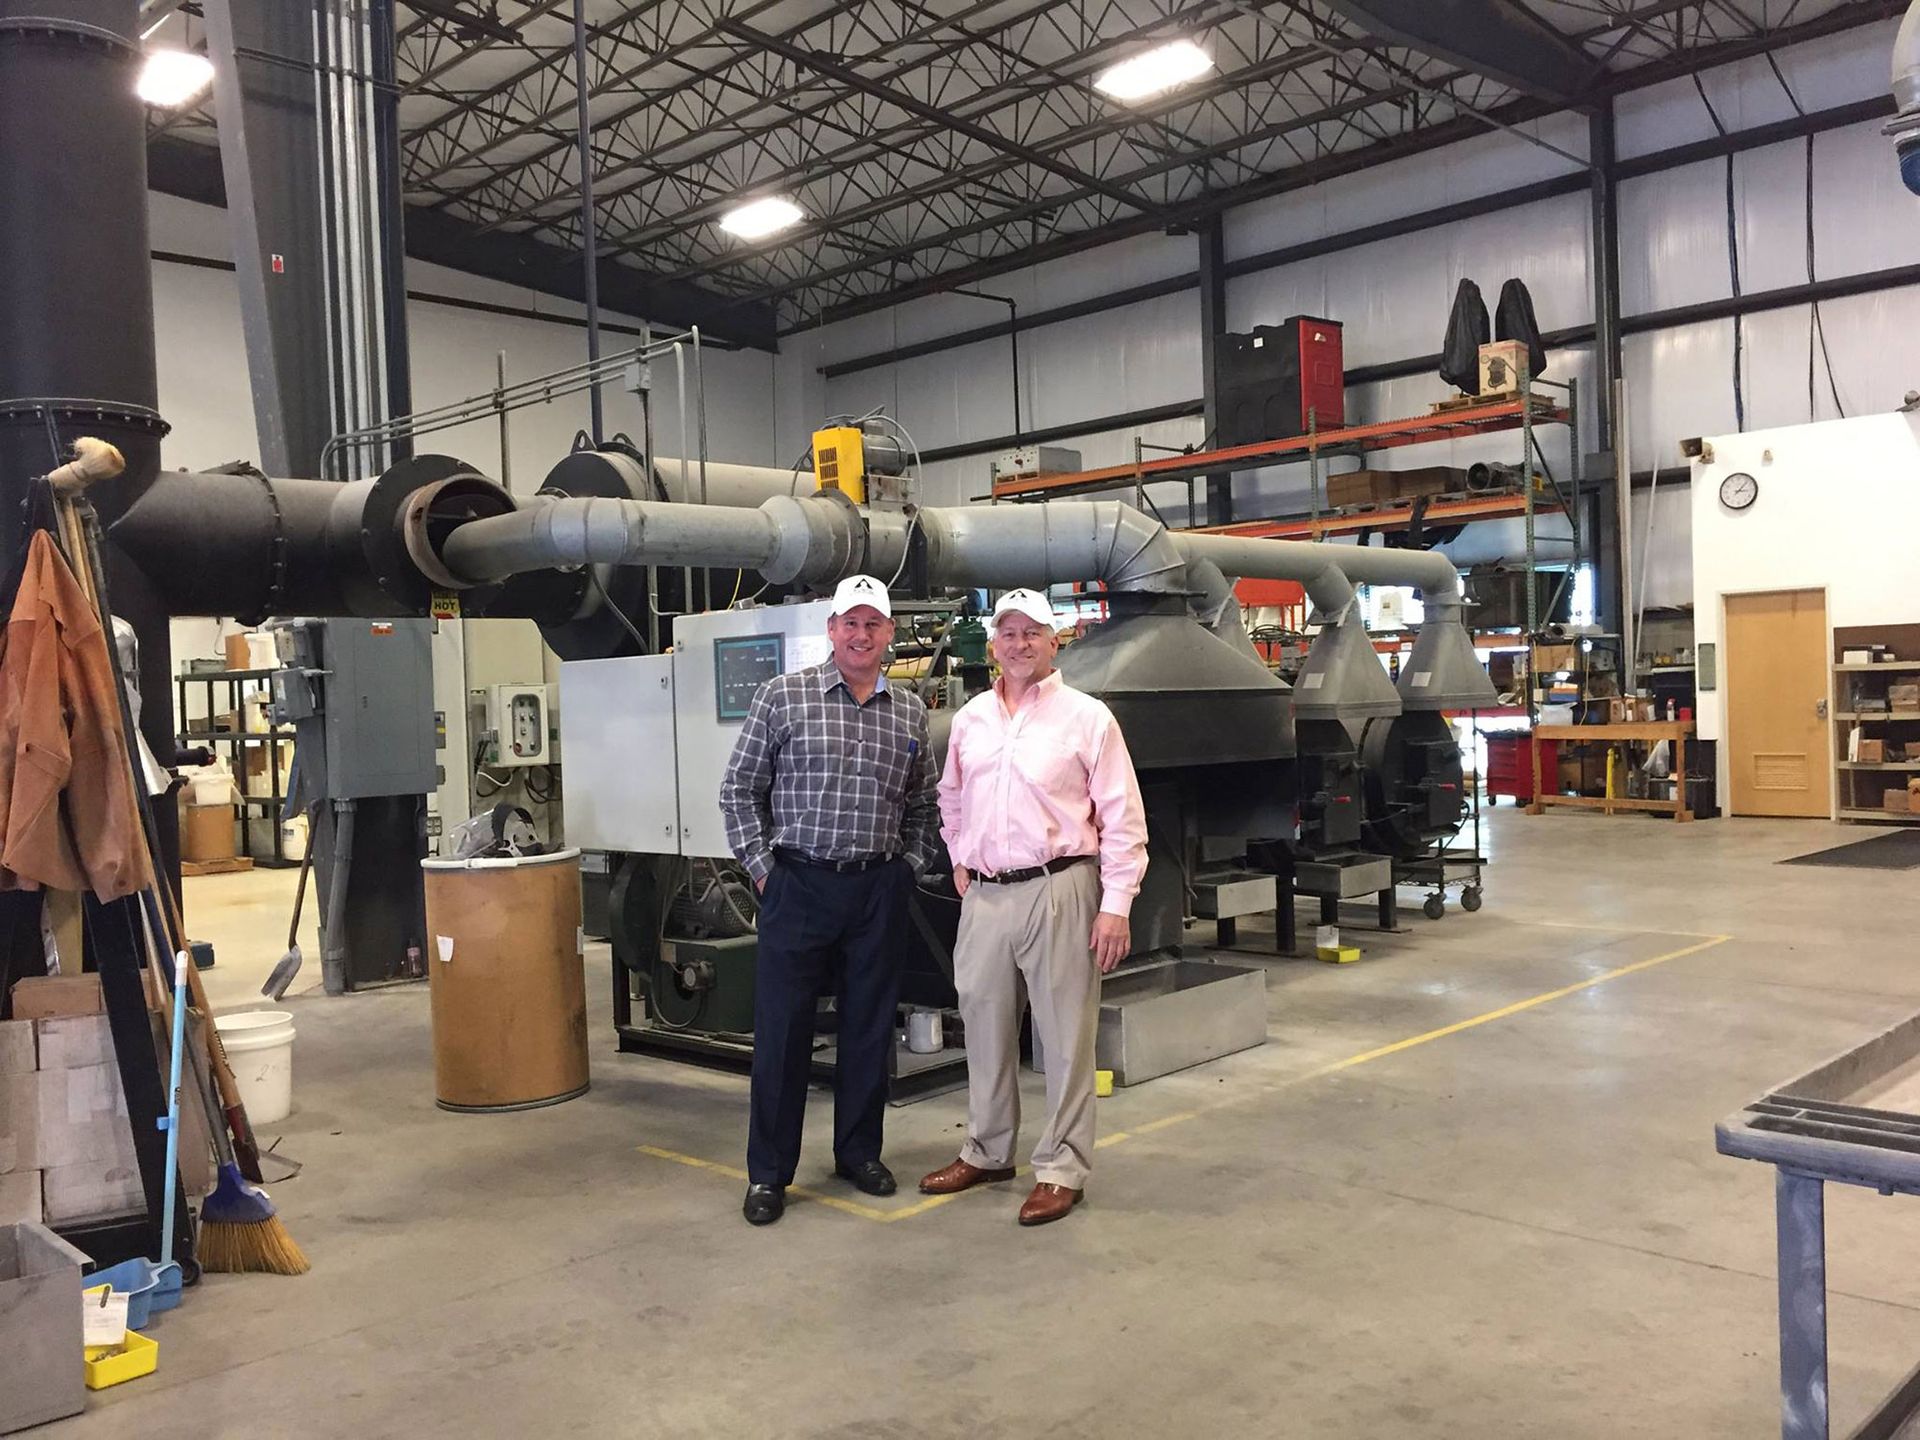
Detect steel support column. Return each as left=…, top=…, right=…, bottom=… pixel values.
left=1198, top=218, right=1233, bottom=526
left=203, top=0, right=330, bottom=476
left=1589, top=100, right=1626, bottom=643
left=371, top=0, right=413, bottom=449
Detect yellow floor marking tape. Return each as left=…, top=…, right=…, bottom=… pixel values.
left=638, top=933, right=1730, bottom=1223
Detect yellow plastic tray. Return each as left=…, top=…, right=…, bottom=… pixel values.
left=84, top=1329, right=157, bottom=1389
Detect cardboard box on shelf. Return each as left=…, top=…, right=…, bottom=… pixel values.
left=1326, top=470, right=1395, bottom=508
left=1860, top=738, right=1887, bottom=764
left=1909, top=776, right=1920, bottom=801
left=1391, top=466, right=1469, bottom=500
left=182, top=802, right=237, bottom=863
left=1890, top=683, right=1920, bottom=713
left=8, top=975, right=102, bottom=1021
left=1886, top=789, right=1912, bottom=814
left=1530, top=643, right=1578, bottom=676
left=1478, top=339, right=1531, bottom=394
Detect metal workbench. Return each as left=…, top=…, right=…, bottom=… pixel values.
left=1717, top=1010, right=1920, bottom=1438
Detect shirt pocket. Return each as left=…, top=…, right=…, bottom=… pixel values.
left=1013, top=735, right=1084, bottom=795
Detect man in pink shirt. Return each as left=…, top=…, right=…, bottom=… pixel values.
left=919, top=588, right=1147, bottom=1226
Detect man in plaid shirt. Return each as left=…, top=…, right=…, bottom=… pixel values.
left=719, top=574, right=939, bottom=1226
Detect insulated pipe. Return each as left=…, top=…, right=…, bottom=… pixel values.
left=437, top=491, right=1465, bottom=613
left=1169, top=531, right=1466, bottom=612
left=440, top=493, right=786, bottom=582
left=916, top=500, right=1187, bottom=593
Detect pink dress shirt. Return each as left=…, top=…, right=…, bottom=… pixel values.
left=938, top=670, right=1148, bottom=917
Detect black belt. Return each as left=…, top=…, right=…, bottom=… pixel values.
left=774, top=847, right=897, bottom=875
left=974, top=855, right=1092, bottom=886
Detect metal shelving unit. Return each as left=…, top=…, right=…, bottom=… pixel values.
left=175, top=667, right=299, bottom=867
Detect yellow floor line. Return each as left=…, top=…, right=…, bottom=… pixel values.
left=637, top=932, right=1731, bottom=1223
left=1305, top=934, right=1732, bottom=1079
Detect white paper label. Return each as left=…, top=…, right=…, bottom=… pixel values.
left=1410, top=671, right=1433, bottom=688
left=436, top=935, right=455, bottom=964
left=82, top=1287, right=129, bottom=1346
left=1300, top=673, right=1325, bottom=690
left=791, top=634, right=832, bottom=669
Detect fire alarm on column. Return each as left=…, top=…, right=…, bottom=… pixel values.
left=270, top=254, right=284, bottom=274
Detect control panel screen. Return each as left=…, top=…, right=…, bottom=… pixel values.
left=714, top=634, right=784, bottom=721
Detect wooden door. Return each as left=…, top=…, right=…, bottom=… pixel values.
left=1725, top=589, right=1831, bottom=817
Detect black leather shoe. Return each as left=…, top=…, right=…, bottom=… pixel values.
left=835, top=1159, right=897, bottom=1197
left=743, top=1184, right=785, bottom=1226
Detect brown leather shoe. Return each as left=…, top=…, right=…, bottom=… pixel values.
left=918, top=1158, right=1017, bottom=1195
left=1018, top=1182, right=1083, bottom=1226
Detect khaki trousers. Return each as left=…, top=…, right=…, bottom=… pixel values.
left=954, top=860, right=1101, bottom=1189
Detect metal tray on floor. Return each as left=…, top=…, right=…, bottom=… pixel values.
left=1095, top=959, right=1268, bottom=1086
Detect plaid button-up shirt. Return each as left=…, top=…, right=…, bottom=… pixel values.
left=719, top=661, right=939, bottom=883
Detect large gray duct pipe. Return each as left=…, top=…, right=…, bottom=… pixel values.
left=435, top=490, right=1495, bottom=710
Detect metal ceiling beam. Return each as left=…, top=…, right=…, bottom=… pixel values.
left=445, top=0, right=1243, bottom=245
left=501, top=0, right=1233, bottom=240
left=482, top=0, right=1027, bottom=227
left=1314, top=0, right=1596, bottom=103
left=717, top=18, right=1171, bottom=217
left=766, top=0, right=1897, bottom=325
left=406, top=0, right=792, bottom=194
left=706, top=64, right=1423, bottom=300
left=624, top=25, right=1351, bottom=274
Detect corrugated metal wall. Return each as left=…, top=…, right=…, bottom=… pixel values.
left=775, top=17, right=1917, bottom=611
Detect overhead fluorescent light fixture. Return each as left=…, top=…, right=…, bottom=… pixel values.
left=138, top=50, right=215, bottom=107
left=720, top=196, right=804, bottom=240
left=1093, top=38, right=1214, bottom=102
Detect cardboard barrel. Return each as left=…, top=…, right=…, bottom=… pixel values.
left=421, top=848, right=588, bottom=1112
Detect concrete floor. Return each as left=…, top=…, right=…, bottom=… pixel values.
left=48, top=807, right=1920, bottom=1438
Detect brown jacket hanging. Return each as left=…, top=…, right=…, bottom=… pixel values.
left=0, top=529, right=150, bottom=901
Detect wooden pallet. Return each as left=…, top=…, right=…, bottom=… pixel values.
left=1431, top=389, right=1516, bottom=413
left=181, top=856, right=253, bottom=877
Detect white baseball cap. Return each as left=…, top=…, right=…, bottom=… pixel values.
left=829, top=573, right=892, bottom=619
left=991, top=588, right=1057, bottom=631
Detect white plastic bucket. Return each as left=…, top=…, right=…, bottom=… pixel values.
left=215, top=1010, right=296, bottom=1124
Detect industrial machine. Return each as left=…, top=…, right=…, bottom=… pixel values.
left=1214, top=316, right=1346, bottom=445
left=560, top=601, right=968, bottom=1094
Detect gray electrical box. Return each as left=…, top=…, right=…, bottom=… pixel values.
left=315, top=619, right=438, bottom=798
left=558, top=600, right=835, bottom=860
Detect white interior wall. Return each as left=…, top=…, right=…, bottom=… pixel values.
left=150, top=191, right=780, bottom=676
left=777, top=17, right=1915, bottom=604
left=1690, top=410, right=1920, bottom=811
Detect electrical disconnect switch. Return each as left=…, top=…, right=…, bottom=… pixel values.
left=485, top=684, right=552, bottom=767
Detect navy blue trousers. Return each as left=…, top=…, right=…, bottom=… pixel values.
left=747, top=858, right=907, bottom=1186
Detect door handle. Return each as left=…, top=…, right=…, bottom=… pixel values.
left=1816, top=697, right=1829, bottom=720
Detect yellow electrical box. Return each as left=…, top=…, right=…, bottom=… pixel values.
left=812, top=426, right=867, bottom=503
